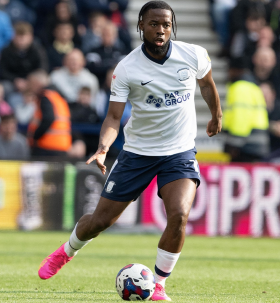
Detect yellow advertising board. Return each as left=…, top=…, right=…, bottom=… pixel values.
left=0, top=161, right=22, bottom=229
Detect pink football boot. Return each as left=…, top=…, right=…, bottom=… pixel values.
left=151, top=283, right=172, bottom=301
left=38, top=242, right=73, bottom=279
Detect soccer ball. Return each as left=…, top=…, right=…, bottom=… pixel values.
left=116, top=263, right=155, bottom=301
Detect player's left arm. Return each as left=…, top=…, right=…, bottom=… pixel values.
left=197, top=69, right=223, bottom=137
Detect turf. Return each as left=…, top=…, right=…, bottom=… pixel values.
left=0, top=232, right=280, bottom=302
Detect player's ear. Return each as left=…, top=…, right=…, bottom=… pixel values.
left=138, top=20, right=144, bottom=31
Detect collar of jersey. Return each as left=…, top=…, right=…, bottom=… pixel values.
left=141, top=41, right=172, bottom=65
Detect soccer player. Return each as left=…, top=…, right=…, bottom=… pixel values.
left=38, top=1, right=222, bottom=301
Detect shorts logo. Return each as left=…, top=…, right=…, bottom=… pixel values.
left=105, top=181, right=116, bottom=193
left=146, top=95, right=163, bottom=108
left=177, top=67, right=190, bottom=81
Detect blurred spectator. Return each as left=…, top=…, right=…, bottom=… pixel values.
left=27, top=69, right=72, bottom=157
left=266, top=0, right=280, bottom=53
left=14, top=89, right=36, bottom=126
left=0, top=0, right=36, bottom=25
left=0, top=83, right=12, bottom=116
left=76, top=0, right=129, bottom=28
left=47, top=21, right=75, bottom=71
left=257, top=25, right=275, bottom=47
left=260, top=82, right=280, bottom=155
left=50, top=49, right=99, bottom=105
left=96, top=66, right=131, bottom=124
left=86, top=20, right=127, bottom=86
left=0, top=10, right=13, bottom=53
left=223, top=62, right=269, bottom=162
left=42, top=0, right=81, bottom=49
left=29, top=0, right=70, bottom=37
left=230, top=8, right=266, bottom=69
left=82, top=11, right=131, bottom=55
left=93, top=67, right=131, bottom=153
left=252, top=46, right=280, bottom=99
left=67, top=136, right=86, bottom=158
left=0, top=21, right=48, bottom=98
left=211, top=0, right=237, bottom=57
left=81, top=11, right=107, bottom=53
left=69, top=86, right=100, bottom=123
left=0, top=113, right=30, bottom=159
left=230, top=0, right=267, bottom=35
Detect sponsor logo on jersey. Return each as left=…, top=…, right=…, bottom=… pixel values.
left=165, top=91, right=190, bottom=106
left=177, top=67, right=190, bottom=81
left=105, top=181, right=116, bottom=193
left=146, top=95, right=163, bottom=108
left=146, top=91, right=191, bottom=108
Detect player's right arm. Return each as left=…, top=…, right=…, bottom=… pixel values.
left=86, top=101, right=126, bottom=174
left=86, top=61, right=129, bottom=173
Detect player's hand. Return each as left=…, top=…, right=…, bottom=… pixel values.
left=86, top=145, right=109, bottom=175
left=206, top=117, right=222, bottom=137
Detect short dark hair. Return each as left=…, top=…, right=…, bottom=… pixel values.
left=247, top=7, right=266, bottom=20
left=137, top=1, right=177, bottom=40
left=14, top=21, right=33, bottom=35
left=88, top=11, right=106, bottom=22
left=54, top=21, right=74, bottom=30
left=79, top=86, right=91, bottom=94
left=0, top=113, right=15, bottom=122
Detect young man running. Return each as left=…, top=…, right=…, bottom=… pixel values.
left=38, top=1, right=222, bottom=301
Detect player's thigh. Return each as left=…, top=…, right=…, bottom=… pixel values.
left=160, top=178, right=196, bottom=220
left=101, top=150, right=158, bottom=202
left=90, top=196, right=131, bottom=228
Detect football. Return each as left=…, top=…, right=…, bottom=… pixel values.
left=116, top=263, right=156, bottom=301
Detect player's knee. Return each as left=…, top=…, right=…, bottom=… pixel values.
left=168, top=210, right=189, bottom=230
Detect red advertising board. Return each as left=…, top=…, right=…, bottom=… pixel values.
left=141, top=164, right=280, bottom=237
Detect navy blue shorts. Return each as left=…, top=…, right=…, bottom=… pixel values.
left=101, top=148, right=200, bottom=202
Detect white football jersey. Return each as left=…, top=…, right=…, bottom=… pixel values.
left=110, top=40, right=211, bottom=156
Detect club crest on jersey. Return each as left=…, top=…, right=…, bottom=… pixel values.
left=105, top=181, right=116, bottom=193
left=177, top=67, right=190, bottom=81
left=146, top=95, right=163, bottom=108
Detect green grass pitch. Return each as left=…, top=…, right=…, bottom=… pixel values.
left=0, top=231, right=280, bottom=302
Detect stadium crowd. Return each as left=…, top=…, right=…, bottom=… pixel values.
left=210, top=0, right=280, bottom=162
left=0, top=0, right=280, bottom=162
left=0, top=0, right=131, bottom=160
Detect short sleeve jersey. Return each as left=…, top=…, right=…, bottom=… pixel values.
left=110, top=41, right=211, bottom=156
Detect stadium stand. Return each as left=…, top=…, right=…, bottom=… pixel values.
left=0, top=0, right=280, bottom=162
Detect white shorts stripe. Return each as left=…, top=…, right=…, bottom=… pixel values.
left=104, top=159, right=118, bottom=184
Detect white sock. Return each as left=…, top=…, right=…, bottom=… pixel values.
left=154, top=248, right=181, bottom=287
left=64, top=223, right=92, bottom=257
